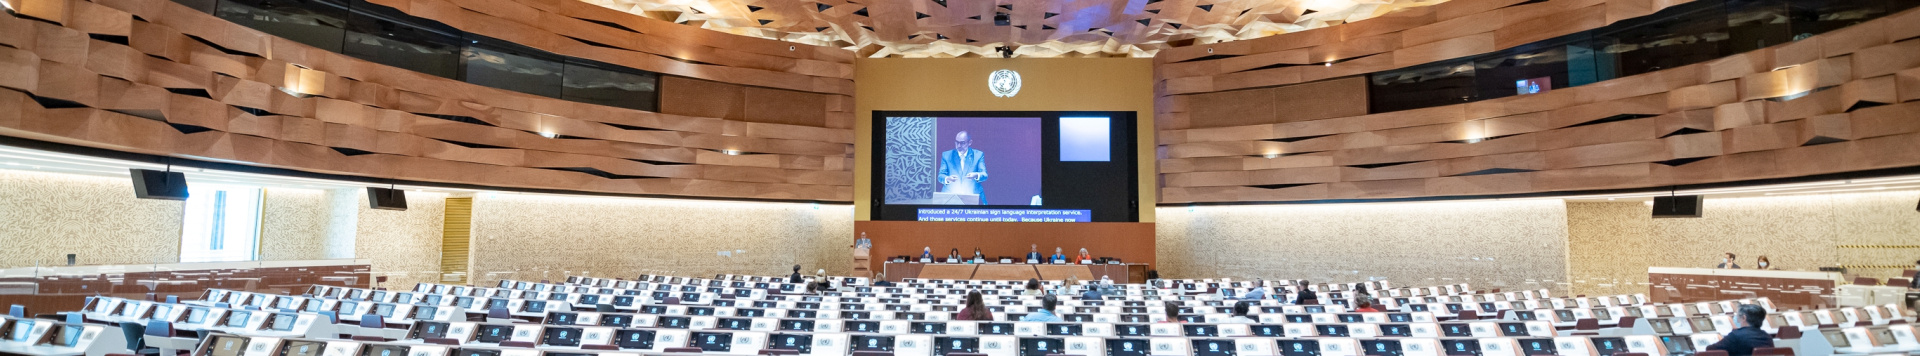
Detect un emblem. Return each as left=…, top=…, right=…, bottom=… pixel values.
left=988, top=69, right=1021, bottom=98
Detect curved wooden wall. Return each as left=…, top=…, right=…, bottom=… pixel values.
left=0, top=0, right=855, bottom=201
left=1154, top=0, right=1920, bottom=203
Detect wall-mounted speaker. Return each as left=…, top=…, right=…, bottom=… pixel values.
left=130, top=169, right=189, bottom=200
left=1652, top=195, right=1703, bottom=218
left=366, top=187, right=409, bottom=211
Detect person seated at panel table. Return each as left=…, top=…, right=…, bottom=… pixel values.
left=1239, top=284, right=1267, bottom=301
left=1027, top=244, right=1042, bottom=263
left=972, top=248, right=987, bottom=263
left=1050, top=247, right=1068, bottom=264
left=1716, top=252, right=1742, bottom=269
left=1076, top=248, right=1093, bottom=263
left=921, top=247, right=934, bottom=262
left=1704, top=304, right=1773, bottom=356
left=1754, top=256, right=1776, bottom=270
left=947, top=248, right=962, bottom=263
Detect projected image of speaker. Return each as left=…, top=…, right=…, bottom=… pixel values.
left=1652, top=195, right=1703, bottom=218
left=366, top=187, right=409, bottom=211
left=130, top=169, right=189, bottom=200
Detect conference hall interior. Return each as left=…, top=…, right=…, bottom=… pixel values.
left=0, top=0, right=1918, bottom=355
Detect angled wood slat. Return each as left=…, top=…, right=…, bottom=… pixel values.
left=1156, top=5, right=1920, bottom=203
left=0, top=0, right=857, bottom=202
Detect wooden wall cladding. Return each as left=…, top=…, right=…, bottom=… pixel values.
left=0, top=0, right=858, bottom=201
left=1154, top=2, right=1920, bottom=203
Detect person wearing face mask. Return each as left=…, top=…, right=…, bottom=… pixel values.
left=1716, top=252, right=1741, bottom=269
left=1754, top=256, right=1775, bottom=270
left=1704, top=304, right=1773, bottom=356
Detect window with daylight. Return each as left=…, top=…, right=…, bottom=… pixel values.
left=179, top=186, right=264, bottom=263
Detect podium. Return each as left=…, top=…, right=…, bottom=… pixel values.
left=851, top=247, right=873, bottom=279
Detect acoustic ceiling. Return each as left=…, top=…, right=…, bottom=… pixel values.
left=578, top=0, right=1450, bottom=57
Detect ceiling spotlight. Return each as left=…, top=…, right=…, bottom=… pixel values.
left=1263, top=153, right=1278, bottom=159
left=538, top=132, right=558, bottom=139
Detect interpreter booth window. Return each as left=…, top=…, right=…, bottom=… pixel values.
left=180, top=186, right=264, bottom=263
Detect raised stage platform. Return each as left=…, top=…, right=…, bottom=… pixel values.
left=882, top=262, right=1148, bottom=283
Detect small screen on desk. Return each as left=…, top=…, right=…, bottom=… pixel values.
left=1361, top=340, right=1401, bottom=356
left=225, top=312, right=251, bottom=327
left=1191, top=339, right=1236, bottom=356
left=278, top=340, right=324, bottom=356
left=269, top=314, right=298, bottom=331
left=8, top=320, right=35, bottom=342
left=1277, top=340, right=1318, bottom=356
left=186, top=308, right=210, bottom=324
left=770, top=333, right=814, bottom=354
left=1443, top=339, right=1481, bottom=356
left=613, top=329, right=654, bottom=349
left=207, top=335, right=250, bottom=356
left=374, top=304, right=397, bottom=318
left=1590, top=337, right=1626, bottom=356
left=1380, top=324, right=1410, bottom=337
left=542, top=327, right=583, bottom=346
left=599, top=314, right=631, bottom=327
left=475, top=325, right=513, bottom=343
left=358, top=344, right=409, bottom=356
left=412, top=321, right=448, bottom=339
left=690, top=332, right=735, bottom=352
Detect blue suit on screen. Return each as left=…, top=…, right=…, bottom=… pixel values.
left=938, top=148, right=988, bottom=204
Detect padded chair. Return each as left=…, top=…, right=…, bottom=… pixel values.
left=1752, top=347, right=1794, bottom=356
left=486, top=308, right=519, bottom=324
left=354, top=315, right=398, bottom=341
left=850, top=352, right=892, bottom=356
left=1889, top=278, right=1911, bottom=287
left=1456, top=310, right=1478, bottom=321
left=1614, top=353, right=1648, bottom=356
left=1694, top=351, right=1728, bottom=356
left=595, top=304, right=616, bottom=312
left=581, top=345, right=620, bottom=351
left=1775, top=326, right=1802, bottom=339
left=8, top=305, right=25, bottom=318
left=664, top=297, right=682, bottom=305
left=1572, top=319, right=1601, bottom=336
left=1853, top=321, right=1875, bottom=327
left=758, top=349, right=800, bottom=356
left=165, top=296, right=178, bottom=304
left=662, top=347, right=704, bottom=353
left=424, top=338, right=461, bottom=346
left=1615, top=316, right=1639, bottom=330
left=349, top=336, right=388, bottom=342
left=142, top=321, right=196, bottom=356
left=1852, top=277, right=1879, bottom=286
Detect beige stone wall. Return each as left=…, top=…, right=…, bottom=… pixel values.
left=1566, top=191, right=1920, bottom=296
left=0, top=170, right=184, bottom=267
left=1155, top=199, right=1572, bottom=295
left=468, top=194, right=854, bottom=285
left=259, top=188, right=332, bottom=261
left=353, top=192, right=448, bottom=288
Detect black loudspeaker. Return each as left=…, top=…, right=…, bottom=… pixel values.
left=1652, top=195, right=1704, bottom=218
left=130, top=169, right=189, bottom=200
left=366, top=187, right=409, bottom=211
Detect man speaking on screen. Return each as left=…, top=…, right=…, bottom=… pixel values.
left=939, top=131, right=989, bottom=204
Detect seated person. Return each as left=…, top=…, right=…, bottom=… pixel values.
left=972, top=248, right=987, bottom=263
left=1076, top=248, right=1093, bottom=263
left=947, top=248, right=961, bottom=263
left=1019, top=296, right=1063, bottom=322
left=1293, top=281, right=1318, bottom=305
left=1225, top=301, right=1256, bottom=323
left=1027, top=244, right=1042, bottom=263
left=1353, top=296, right=1380, bottom=312
left=1050, top=247, right=1068, bottom=264
left=921, top=247, right=933, bottom=261
left=1705, top=305, right=1773, bottom=356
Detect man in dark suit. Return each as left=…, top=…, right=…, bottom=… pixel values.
left=1716, top=252, right=1741, bottom=269
left=1027, top=244, right=1042, bottom=263
left=1293, top=281, right=1318, bottom=305
left=1705, top=304, right=1773, bottom=356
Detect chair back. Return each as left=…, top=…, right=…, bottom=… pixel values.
left=580, top=345, right=619, bottom=351
left=489, top=307, right=512, bottom=319
left=1575, top=318, right=1601, bottom=330
left=144, top=320, right=174, bottom=337
left=664, top=297, right=682, bottom=305
left=663, top=347, right=705, bottom=353
left=595, top=304, right=616, bottom=312
left=1752, top=347, right=1795, bottom=356
left=424, top=338, right=461, bottom=346
left=360, top=314, right=386, bottom=329
left=1457, top=310, right=1478, bottom=320
left=1775, top=325, right=1801, bottom=339
left=1852, top=277, right=1879, bottom=286
left=8, top=305, right=24, bottom=318
left=1694, top=351, right=1729, bottom=356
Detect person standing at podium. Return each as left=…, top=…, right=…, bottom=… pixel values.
left=939, top=131, right=989, bottom=204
